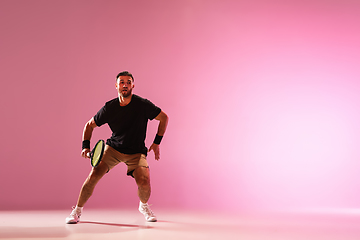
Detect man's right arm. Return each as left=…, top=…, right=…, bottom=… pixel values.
left=81, top=117, right=97, bottom=158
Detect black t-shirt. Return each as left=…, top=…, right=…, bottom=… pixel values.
left=93, top=94, right=161, bottom=155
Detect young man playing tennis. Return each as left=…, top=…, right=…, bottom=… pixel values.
left=66, top=71, right=168, bottom=223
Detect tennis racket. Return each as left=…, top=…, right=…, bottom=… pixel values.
left=86, top=139, right=105, bottom=167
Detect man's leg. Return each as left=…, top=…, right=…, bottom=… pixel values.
left=77, top=161, right=109, bottom=207
left=133, top=166, right=157, bottom=222
left=133, top=166, right=151, bottom=203
left=66, top=161, right=109, bottom=224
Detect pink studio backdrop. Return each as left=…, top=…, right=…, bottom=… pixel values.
left=1, top=0, right=360, bottom=213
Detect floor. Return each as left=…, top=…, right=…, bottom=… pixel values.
left=1, top=208, right=360, bottom=240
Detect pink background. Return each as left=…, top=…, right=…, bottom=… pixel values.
left=1, top=0, right=360, bottom=213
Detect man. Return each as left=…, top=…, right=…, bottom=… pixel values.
left=66, top=71, right=168, bottom=223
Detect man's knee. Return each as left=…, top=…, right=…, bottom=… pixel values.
left=88, top=162, right=108, bottom=182
left=134, top=167, right=150, bottom=186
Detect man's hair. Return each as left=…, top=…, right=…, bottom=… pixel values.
left=116, top=71, right=134, bottom=82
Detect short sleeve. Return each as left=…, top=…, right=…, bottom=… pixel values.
left=93, top=104, right=108, bottom=127
left=144, top=99, right=161, bottom=120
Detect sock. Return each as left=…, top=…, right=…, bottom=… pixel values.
left=75, top=206, right=83, bottom=212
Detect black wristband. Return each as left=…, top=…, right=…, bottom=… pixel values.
left=82, top=140, right=90, bottom=149
left=153, top=134, right=163, bottom=145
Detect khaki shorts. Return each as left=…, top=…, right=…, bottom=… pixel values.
left=101, top=145, right=148, bottom=177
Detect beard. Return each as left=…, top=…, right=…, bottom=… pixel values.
left=120, top=88, right=133, bottom=98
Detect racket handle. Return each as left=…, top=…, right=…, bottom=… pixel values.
left=86, top=152, right=91, bottom=158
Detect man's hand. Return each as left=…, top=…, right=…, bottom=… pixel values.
left=148, top=143, right=160, bottom=160
left=81, top=148, right=91, bottom=158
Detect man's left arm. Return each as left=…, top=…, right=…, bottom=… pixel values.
left=149, top=110, right=169, bottom=160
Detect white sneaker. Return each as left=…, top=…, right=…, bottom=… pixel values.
left=139, top=202, right=157, bottom=222
left=65, top=207, right=82, bottom=224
